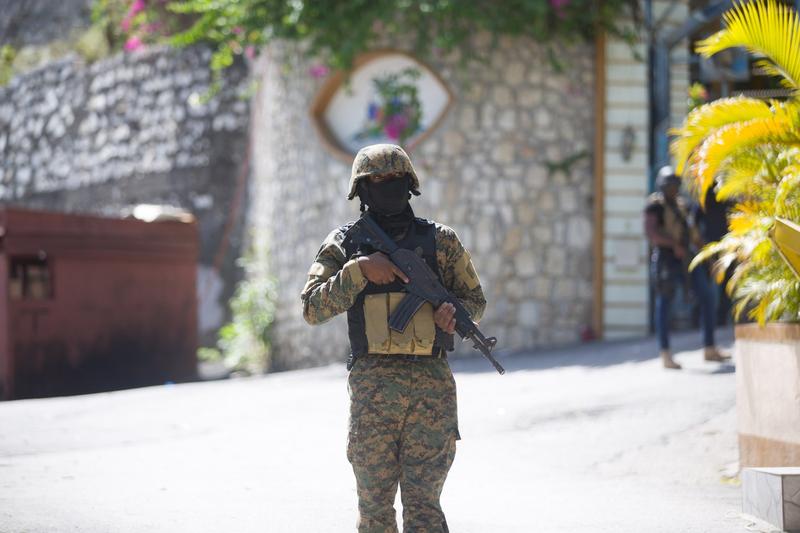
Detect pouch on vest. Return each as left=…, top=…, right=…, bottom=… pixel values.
left=363, top=292, right=438, bottom=355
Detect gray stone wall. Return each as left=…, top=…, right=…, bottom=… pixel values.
left=251, top=35, right=596, bottom=370
left=0, top=0, right=92, bottom=47
left=0, top=46, right=251, bottom=343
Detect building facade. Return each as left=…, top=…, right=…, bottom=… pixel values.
left=1, top=1, right=693, bottom=370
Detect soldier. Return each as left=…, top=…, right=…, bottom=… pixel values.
left=643, top=166, right=729, bottom=369
left=301, top=144, right=486, bottom=532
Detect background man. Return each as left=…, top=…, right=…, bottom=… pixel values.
left=694, top=187, right=734, bottom=325
left=301, top=144, right=486, bottom=532
left=643, top=166, right=728, bottom=369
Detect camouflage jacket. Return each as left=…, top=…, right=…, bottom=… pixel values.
left=301, top=222, right=486, bottom=325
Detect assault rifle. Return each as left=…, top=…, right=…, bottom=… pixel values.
left=348, top=214, right=505, bottom=375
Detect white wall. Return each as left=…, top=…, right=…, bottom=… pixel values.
left=601, top=0, right=690, bottom=339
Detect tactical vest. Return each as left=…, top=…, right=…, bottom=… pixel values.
left=647, top=192, right=690, bottom=249
left=342, top=217, right=455, bottom=357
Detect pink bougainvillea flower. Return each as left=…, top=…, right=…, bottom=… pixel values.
left=384, top=125, right=400, bottom=140
left=121, top=0, right=146, bottom=32
left=384, top=114, right=409, bottom=140
left=231, top=26, right=243, bottom=35
left=245, top=45, right=256, bottom=60
left=129, top=0, right=146, bottom=16
left=142, top=22, right=162, bottom=34
left=124, top=36, right=144, bottom=52
left=309, top=64, right=330, bottom=79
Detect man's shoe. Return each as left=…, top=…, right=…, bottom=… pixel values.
left=704, top=346, right=731, bottom=362
left=661, top=350, right=682, bottom=370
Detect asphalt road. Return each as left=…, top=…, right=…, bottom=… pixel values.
left=0, top=328, right=751, bottom=532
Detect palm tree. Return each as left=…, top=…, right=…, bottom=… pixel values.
left=670, top=0, right=800, bottom=324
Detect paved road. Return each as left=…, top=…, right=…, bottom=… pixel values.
left=0, top=328, right=750, bottom=532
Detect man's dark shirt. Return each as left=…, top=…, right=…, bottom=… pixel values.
left=693, top=188, right=731, bottom=243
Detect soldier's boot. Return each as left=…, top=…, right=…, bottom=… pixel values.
left=704, top=346, right=731, bottom=362
left=661, top=350, right=682, bottom=370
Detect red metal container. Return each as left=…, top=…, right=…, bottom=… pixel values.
left=0, top=207, right=198, bottom=400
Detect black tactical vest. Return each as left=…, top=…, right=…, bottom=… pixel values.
left=342, top=217, right=455, bottom=357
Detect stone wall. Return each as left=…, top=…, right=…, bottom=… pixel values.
left=251, top=36, right=596, bottom=370
left=0, top=46, right=251, bottom=343
left=0, top=0, right=92, bottom=47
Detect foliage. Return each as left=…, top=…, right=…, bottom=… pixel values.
left=74, top=25, right=112, bottom=62
left=91, top=0, right=133, bottom=53
left=0, top=1, right=128, bottom=84
left=672, top=0, right=800, bottom=324
left=543, top=150, right=589, bottom=179
left=92, top=0, right=192, bottom=51
left=0, top=45, right=16, bottom=86
left=355, top=67, right=422, bottom=144
left=0, top=23, right=113, bottom=85
left=206, top=251, right=277, bottom=374
left=94, top=0, right=638, bottom=76
left=687, top=82, right=708, bottom=112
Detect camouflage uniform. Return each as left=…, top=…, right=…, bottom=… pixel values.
left=301, top=145, right=486, bottom=533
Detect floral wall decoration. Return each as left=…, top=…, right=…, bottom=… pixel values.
left=311, top=51, right=453, bottom=161
left=355, top=68, right=423, bottom=146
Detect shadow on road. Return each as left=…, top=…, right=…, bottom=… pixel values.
left=450, top=326, right=735, bottom=375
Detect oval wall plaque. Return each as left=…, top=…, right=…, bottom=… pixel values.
left=311, top=50, right=454, bottom=162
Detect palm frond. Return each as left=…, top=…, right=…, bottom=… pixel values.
left=752, top=238, right=775, bottom=263
left=733, top=279, right=760, bottom=320
left=713, top=251, right=739, bottom=283
left=697, top=0, right=800, bottom=91
left=753, top=59, right=799, bottom=91
left=775, top=171, right=800, bottom=218
left=728, top=260, right=754, bottom=295
left=688, top=108, right=797, bottom=202
left=689, top=240, right=726, bottom=270
left=733, top=262, right=800, bottom=323
left=671, top=0, right=800, bottom=327
left=716, top=149, right=766, bottom=200
left=729, top=213, right=760, bottom=234
left=670, top=96, right=773, bottom=174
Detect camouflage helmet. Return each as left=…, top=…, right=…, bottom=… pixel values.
left=348, top=144, right=420, bottom=200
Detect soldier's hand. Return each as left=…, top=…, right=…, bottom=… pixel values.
left=357, top=252, right=409, bottom=285
left=434, top=302, right=457, bottom=334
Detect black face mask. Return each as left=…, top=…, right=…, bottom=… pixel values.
left=359, top=176, right=410, bottom=216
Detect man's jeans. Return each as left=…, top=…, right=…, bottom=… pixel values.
left=654, top=260, right=716, bottom=350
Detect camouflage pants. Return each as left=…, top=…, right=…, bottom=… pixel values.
left=347, top=356, right=459, bottom=533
